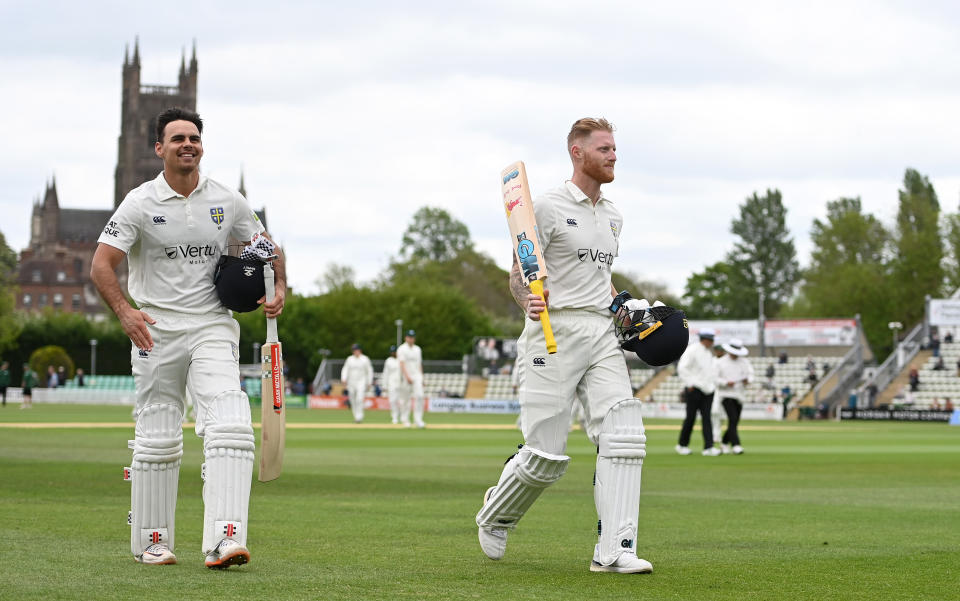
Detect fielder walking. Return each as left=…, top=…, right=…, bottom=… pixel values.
left=476, top=118, right=655, bottom=573
left=91, top=107, right=286, bottom=568
left=397, top=330, right=425, bottom=428
left=0, top=361, right=9, bottom=407
left=341, top=344, right=374, bottom=423
left=382, top=345, right=402, bottom=424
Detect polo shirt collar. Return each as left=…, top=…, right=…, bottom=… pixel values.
left=154, top=171, right=209, bottom=200
left=565, top=180, right=609, bottom=205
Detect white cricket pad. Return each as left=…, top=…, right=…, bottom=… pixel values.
left=594, top=398, right=647, bottom=566
left=130, top=403, right=183, bottom=556
left=201, top=390, right=255, bottom=553
left=476, top=446, right=570, bottom=530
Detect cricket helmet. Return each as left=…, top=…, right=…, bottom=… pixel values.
left=616, top=303, right=689, bottom=366
left=214, top=255, right=265, bottom=313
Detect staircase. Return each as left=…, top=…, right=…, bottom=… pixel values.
left=876, top=350, right=933, bottom=406
left=465, top=376, right=488, bottom=399
left=634, top=368, right=672, bottom=400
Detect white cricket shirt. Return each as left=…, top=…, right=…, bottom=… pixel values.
left=677, top=341, right=718, bottom=395
left=397, top=343, right=423, bottom=379
left=98, top=172, right=264, bottom=314
left=533, top=181, right=622, bottom=312
left=715, top=355, right=754, bottom=401
left=341, top=354, right=374, bottom=386
left=382, top=356, right=400, bottom=389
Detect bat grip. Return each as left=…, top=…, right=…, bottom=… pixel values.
left=264, top=263, right=278, bottom=342
left=529, top=279, right=557, bottom=354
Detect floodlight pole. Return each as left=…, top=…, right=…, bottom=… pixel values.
left=395, top=319, right=403, bottom=348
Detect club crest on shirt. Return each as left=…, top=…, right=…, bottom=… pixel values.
left=210, top=207, right=225, bottom=226
left=609, top=220, right=619, bottom=238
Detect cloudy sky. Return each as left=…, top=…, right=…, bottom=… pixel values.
left=4, top=1, right=960, bottom=298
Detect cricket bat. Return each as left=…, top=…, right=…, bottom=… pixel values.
left=258, top=261, right=286, bottom=482
left=500, top=161, right=557, bottom=354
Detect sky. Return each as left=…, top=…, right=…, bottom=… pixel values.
left=3, top=0, right=960, bottom=299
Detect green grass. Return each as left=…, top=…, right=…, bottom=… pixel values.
left=1, top=404, right=958, bottom=601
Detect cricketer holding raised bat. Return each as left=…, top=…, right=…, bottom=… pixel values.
left=91, top=107, right=286, bottom=568
left=476, top=118, right=663, bottom=574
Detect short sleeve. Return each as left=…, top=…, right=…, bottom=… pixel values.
left=532, top=195, right=558, bottom=253
left=97, top=197, right=141, bottom=253
left=230, top=191, right=266, bottom=243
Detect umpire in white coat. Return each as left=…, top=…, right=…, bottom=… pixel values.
left=716, top=338, right=753, bottom=454
left=676, top=329, right=721, bottom=456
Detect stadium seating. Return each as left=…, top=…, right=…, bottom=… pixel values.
left=896, top=341, right=960, bottom=408
left=649, top=355, right=835, bottom=403
left=62, top=374, right=136, bottom=391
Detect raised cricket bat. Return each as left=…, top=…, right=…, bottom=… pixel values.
left=500, top=161, right=557, bottom=354
left=258, top=261, right=286, bottom=482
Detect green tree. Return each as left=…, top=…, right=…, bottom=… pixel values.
left=0, top=230, right=21, bottom=354
left=683, top=189, right=798, bottom=318
left=28, top=345, right=75, bottom=385
left=892, top=168, right=943, bottom=325
left=399, top=207, right=472, bottom=262
left=942, top=213, right=960, bottom=293
left=611, top=271, right=682, bottom=308
left=316, top=262, right=356, bottom=293
left=791, top=197, right=892, bottom=354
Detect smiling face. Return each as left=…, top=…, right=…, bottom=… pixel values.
left=155, top=119, right=203, bottom=174
left=577, top=130, right=617, bottom=184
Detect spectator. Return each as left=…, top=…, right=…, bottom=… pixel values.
left=765, top=363, right=775, bottom=379
left=47, top=365, right=59, bottom=388
left=321, top=381, right=332, bottom=395
left=909, top=368, right=920, bottom=392
left=930, top=332, right=941, bottom=357
left=781, top=385, right=793, bottom=418
left=933, top=357, right=946, bottom=371
left=931, top=398, right=941, bottom=410
left=57, top=366, right=66, bottom=386
left=805, top=355, right=816, bottom=372
left=778, top=351, right=789, bottom=364
left=945, top=398, right=954, bottom=411
left=0, top=361, right=9, bottom=407
left=945, top=332, right=954, bottom=344
left=21, top=364, right=37, bottom=409
left=292, top=378, right=306, bottom=395
left=807, top=367, right=818, bottom=387
left=75, top=368, right=85, bottom=387
left=866, top=383, right=878, bottom=406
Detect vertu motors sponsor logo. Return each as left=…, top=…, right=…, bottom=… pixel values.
left=163, top=244, right=218, bottom=264
left=577, top=248, right=614, bottom=268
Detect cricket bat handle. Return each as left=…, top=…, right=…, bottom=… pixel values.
left=264, top=263, right=278, bottom=342
left=529, top=279, right=557, bottom=354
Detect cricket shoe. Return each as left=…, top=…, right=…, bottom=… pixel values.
left=674, top=445, right=691, bottom=456
left=732, top=445, right=744, bottom=455
left=720, top=443, right=732, bottom=454
left=478, top=486, right=508, bottom=560
left=702, top=446, right=722, bottom=456
left=136, top=543, right=177, bottom=565
left=590, top=547, right=653, bottom=574
left=205, top=538, right=250, bottom=569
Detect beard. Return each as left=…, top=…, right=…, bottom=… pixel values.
left=583, top=155, right=615, bottom=184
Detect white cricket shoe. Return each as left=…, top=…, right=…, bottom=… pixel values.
left=415, top=420, right=426, bottom=429
left=675, top=445, right=691, bottom=456
left=732, top=445, right=744, bottom=455
left=702, top=446, right=722, bottom=456
left=136, top=543, right=177, bottom=565
left=720, top=443, right=732, bottom=454
left=205, top=538, right=250, bottom=569
left=478, top=486, right=508, bottom=560
left=590, top=548, right=653, bottom=574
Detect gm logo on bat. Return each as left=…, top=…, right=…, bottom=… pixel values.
left=502, top=169, right=519, bottom=184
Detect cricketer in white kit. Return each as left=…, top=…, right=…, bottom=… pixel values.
left=91, top=107, right=286, bottom=568
left=341, top=344, right=374, bottom=423
left=382, top=345, right=402, bottom=424
left=396, top=330, right=425, bottom=428
left=476, top=118, right=653, bottom=574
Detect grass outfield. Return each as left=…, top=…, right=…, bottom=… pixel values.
left=1, top=404, right=958, bottom=601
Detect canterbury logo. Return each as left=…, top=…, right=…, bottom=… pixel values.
left=138, top=349, right=149, bottom=358
left=152, top=216, right=166, bottom=224
left=566, top=218, right=578, bottom=227
left=242, top=266, right=256, bottom=276
left=532, top=357, right=546, bottom=366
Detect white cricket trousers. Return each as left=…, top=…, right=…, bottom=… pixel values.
left=517, top=309, right=635, bottom=454
left=347, top=382, right=366, bottom=421
left=397, top=375, right=424, bottom=425
left=132, top=308, right=244, bottom=423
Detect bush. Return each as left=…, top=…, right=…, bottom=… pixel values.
left=29, top=345, right=75, bottom=386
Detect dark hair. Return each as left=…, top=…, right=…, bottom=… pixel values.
left=156, top=107, right=203, bottom=143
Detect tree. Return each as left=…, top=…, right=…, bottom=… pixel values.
left=792, top=197, right=893, bottom=354
left=0, top=230, right=21, bottom=354
left=316, top=262, right=356, bottom=293
left=28, top=345, right=74, bottom=384
left=399, top=207, right=472, bottom=262
left=942, top=213, right=960, bottom=293
left=892, top=168, right=943, bottom=325
left=683, top=189, right=799, bottom=318
left=611, top=271, right=682, bottom=308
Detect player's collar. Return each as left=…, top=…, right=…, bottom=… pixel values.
left=565, top=180, right=608, bottom=205
left=155, top=172, right=209, bottom=200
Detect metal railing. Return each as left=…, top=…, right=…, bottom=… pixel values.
left=812, top=341, right=865, bottom=409
left=859, top=322, right=923, bottom=407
